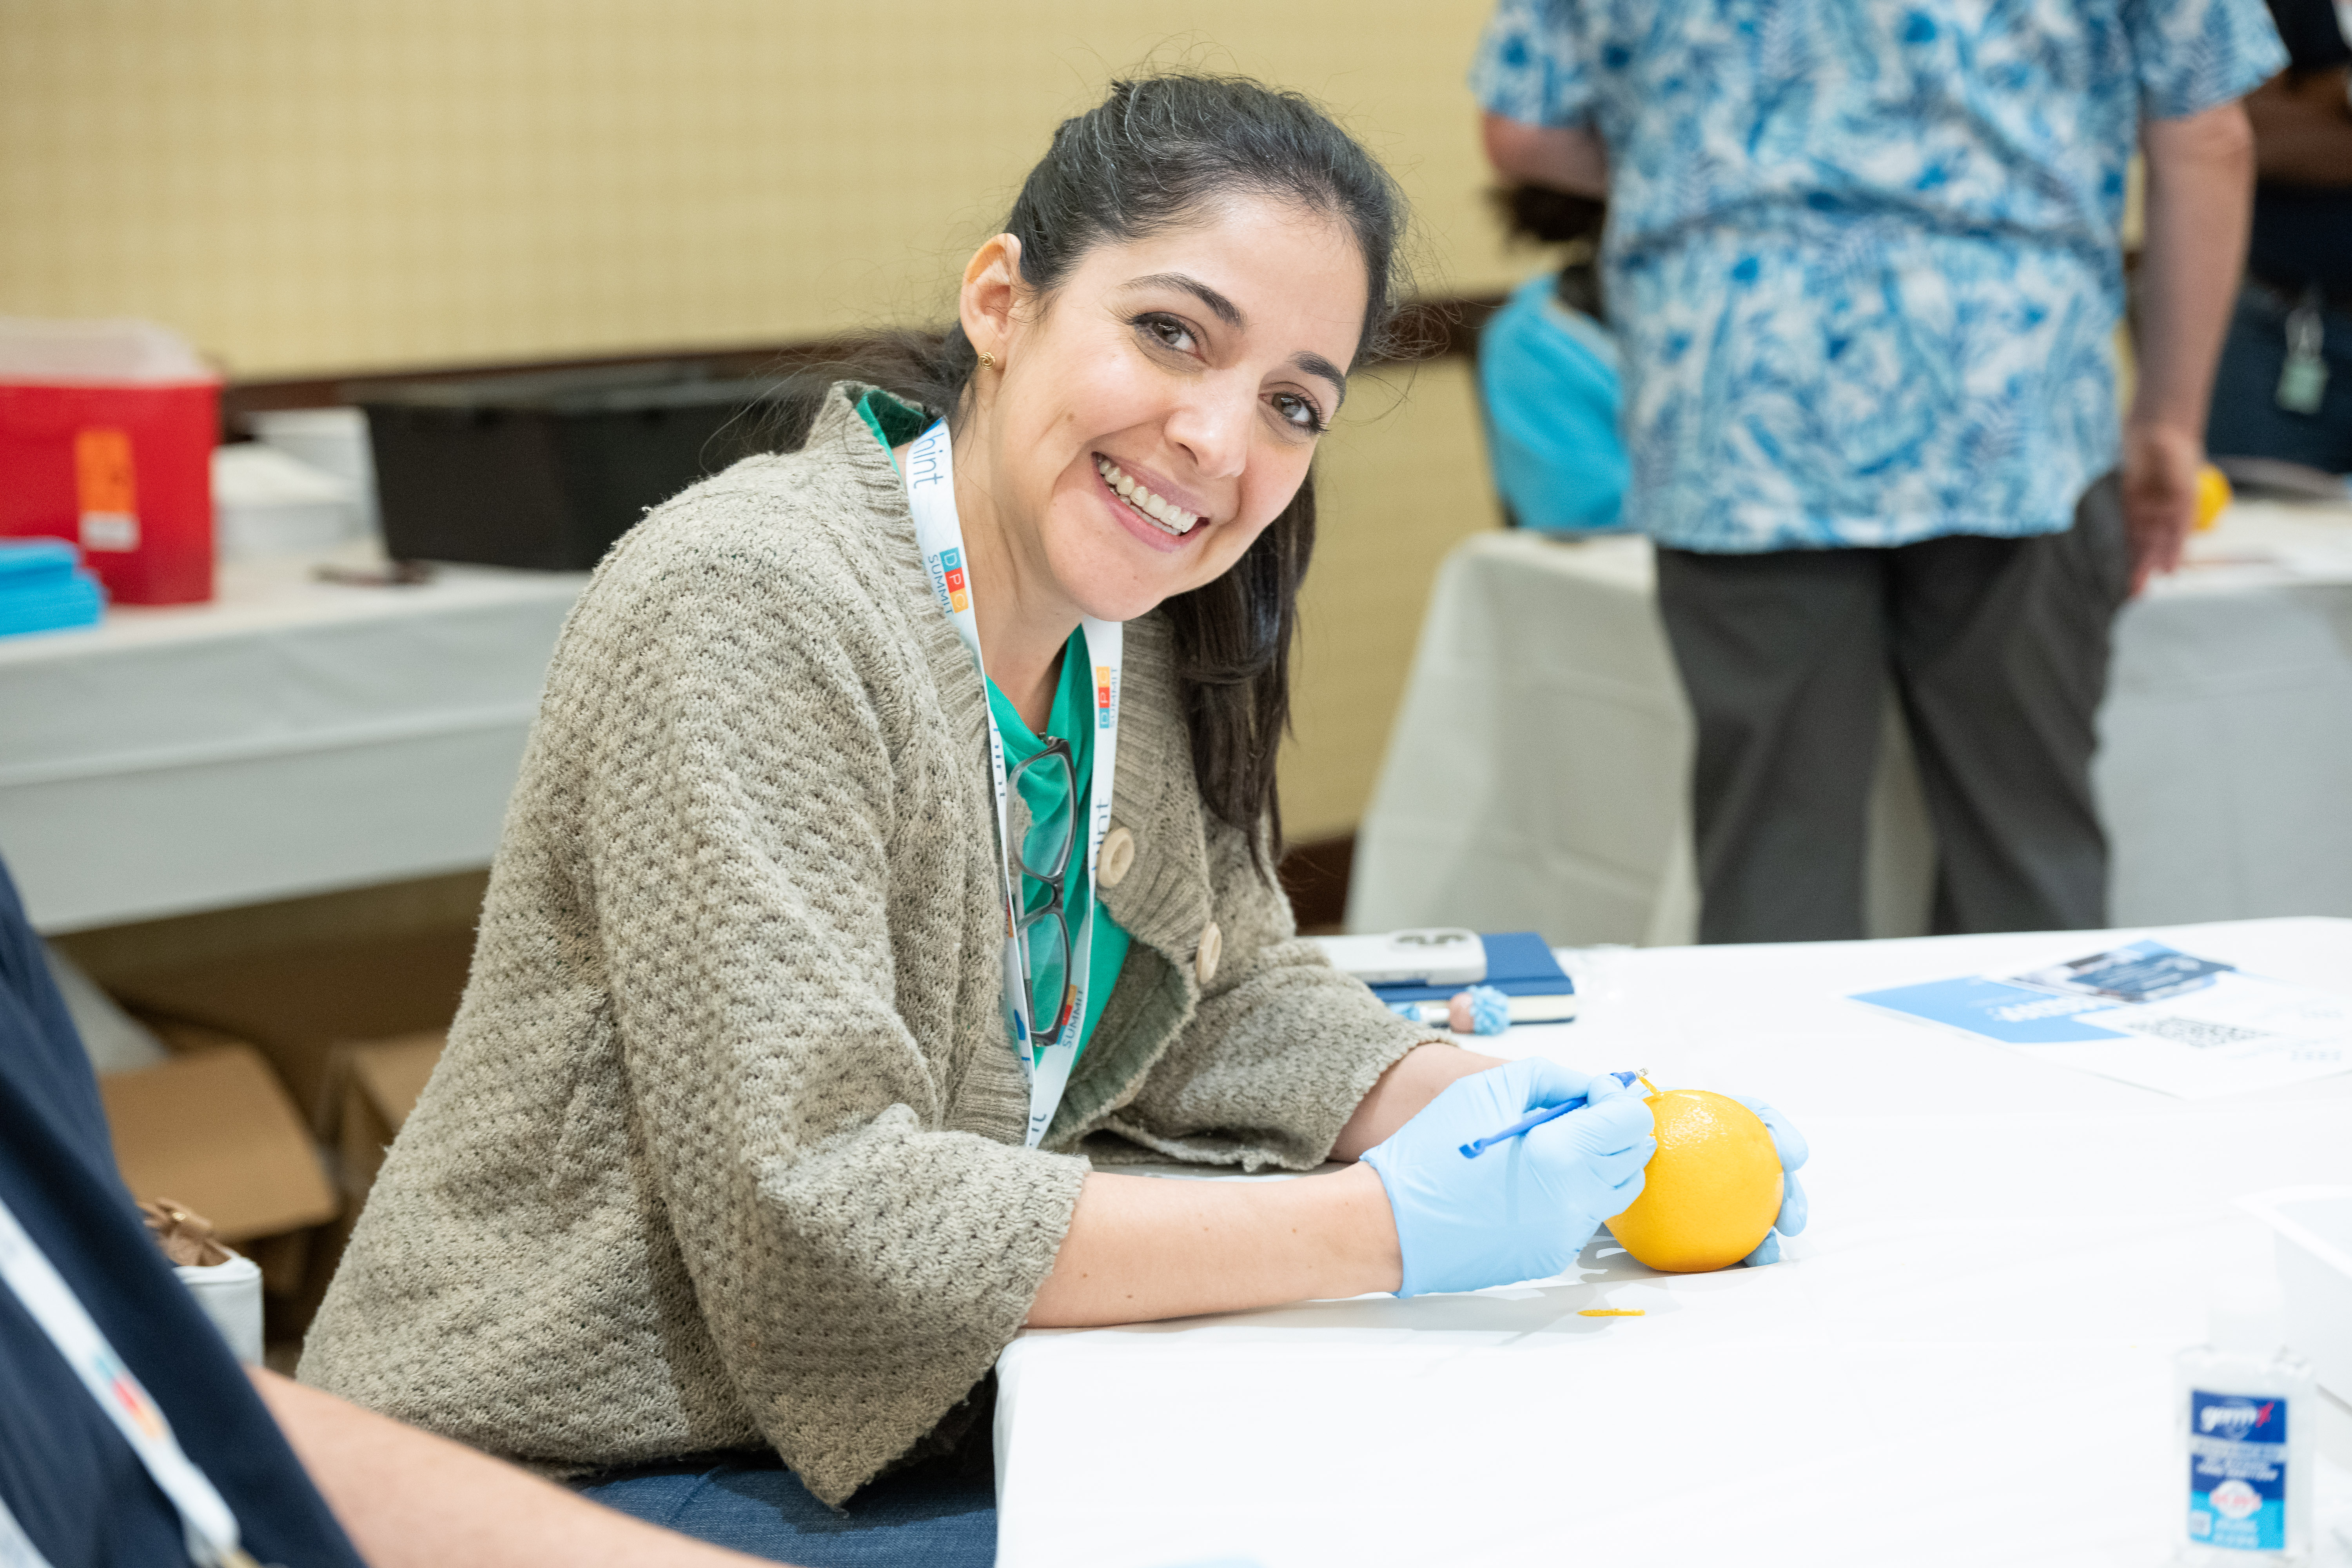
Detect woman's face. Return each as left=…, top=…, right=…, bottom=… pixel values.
left=960, top=194, right=1371, bottom=625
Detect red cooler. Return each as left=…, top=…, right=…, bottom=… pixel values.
left=0, top=321, right=219, bottom=605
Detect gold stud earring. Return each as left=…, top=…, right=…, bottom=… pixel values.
left=977, top=351, right=997, bottom=369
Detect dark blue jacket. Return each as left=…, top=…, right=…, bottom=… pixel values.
left=0, top=860, right=363, bottom=1567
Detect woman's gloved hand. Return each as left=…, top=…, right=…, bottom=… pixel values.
left=1726, top=1095, right=1809, bottom=1266
left=1362, top=1059, right=1655, bottom=1296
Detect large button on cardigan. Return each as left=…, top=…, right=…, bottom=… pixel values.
left=296, top=387, right=1441, bottom=1505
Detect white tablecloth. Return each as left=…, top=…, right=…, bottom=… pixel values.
left=0, top=549, right=586, bottom=931
left=1350, top=501, right=2352, bottom=944
left=993, top=918, right=2352, bottom=1568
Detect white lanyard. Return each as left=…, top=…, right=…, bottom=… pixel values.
left=0, top=1194, right=257, bottom=1568
left=0, top=1495, right=53, bottom=1568
left=904, top=419, right=1122, bottom=1148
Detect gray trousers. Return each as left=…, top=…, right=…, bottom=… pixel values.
left=1654, top=477, right=2130, bottom=943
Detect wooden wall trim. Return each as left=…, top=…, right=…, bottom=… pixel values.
left=222, top=295, right=1507, bottom=423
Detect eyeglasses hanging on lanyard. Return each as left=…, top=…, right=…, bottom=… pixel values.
left=1007, top=734, right=1078, bottom=1047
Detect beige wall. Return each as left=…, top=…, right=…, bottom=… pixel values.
left=1290, top=361, right=1501, bottom=838
left=0, top=0, right=1531, bottom=838
left=0, top=0, right=1526, bottom=374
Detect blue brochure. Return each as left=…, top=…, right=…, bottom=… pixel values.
left=1850, top=975, right=2132, bottom=1044
left=2011, top=939, right=2233, bottom=1004
left=1855, top=941, right=2246, bottom=1046
left=1850, top=942, right=2350, bottom=1099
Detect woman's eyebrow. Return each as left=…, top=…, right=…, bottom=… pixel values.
left=1292, top=350, right=1348, bottom=407
left=1127, top=272, right=1244, bottom=328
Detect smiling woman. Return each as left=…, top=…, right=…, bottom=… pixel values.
left=291, top=73, right=1666, bottom=1568
left=792, top=73, right=1416, bottom=856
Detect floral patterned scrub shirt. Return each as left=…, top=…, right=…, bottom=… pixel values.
left=1472, top=0, right=2287, bottom=552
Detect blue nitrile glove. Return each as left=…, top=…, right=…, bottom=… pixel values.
left=1362, top=1060, right=1656, bottom=1296
left=1727, top=1095, right=1809, bottom=1266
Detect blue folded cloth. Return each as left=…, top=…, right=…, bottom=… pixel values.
left=0, top=538, right=104, bottom=637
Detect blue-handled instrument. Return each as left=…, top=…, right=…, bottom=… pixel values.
left=1457, top=1069, right=1646, bottom=1158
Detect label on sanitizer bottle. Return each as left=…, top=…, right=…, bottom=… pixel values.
left=2187, top=1391, right=2289, bottom=1551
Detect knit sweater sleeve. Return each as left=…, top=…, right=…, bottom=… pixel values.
left=568, top=502, right=1085, bottom=1503
left=1093, top=813, right=1441, bottom=1172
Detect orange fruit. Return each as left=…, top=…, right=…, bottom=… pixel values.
left=2194, top=464, right=2231, bottom=531
left=1605, top=1089, right=1782, bottom=1273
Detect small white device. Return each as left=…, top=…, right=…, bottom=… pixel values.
left=1313, top=928, right=1487, bottom=987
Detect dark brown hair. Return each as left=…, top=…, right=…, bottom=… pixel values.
left=780, top=74, right=1413, bottom=870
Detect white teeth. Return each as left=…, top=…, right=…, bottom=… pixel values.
left=1094, top=455, right=1198, bottom=536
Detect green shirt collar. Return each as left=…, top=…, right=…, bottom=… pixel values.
left=853, top=388, right=933, bottom=466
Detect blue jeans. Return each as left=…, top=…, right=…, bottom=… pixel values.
left=2206, top=282, right=2352, bottom=474
left=577, top=1452, right=996, bottom=1566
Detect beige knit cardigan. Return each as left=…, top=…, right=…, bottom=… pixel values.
left=297, top=387, right=1437, bottom=1504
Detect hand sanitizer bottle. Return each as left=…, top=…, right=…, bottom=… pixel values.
left=2176, top=1269, right=2315, bottom=1562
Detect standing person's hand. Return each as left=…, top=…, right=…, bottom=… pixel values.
left=2120, top=420, right=2203, bottom=596
left=2127, top=98, right=2256, bottom=597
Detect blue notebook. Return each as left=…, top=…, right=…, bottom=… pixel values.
left=1368, top=932, right=1573, bottom=1003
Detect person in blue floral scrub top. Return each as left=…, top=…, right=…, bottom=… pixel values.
left=1474, top=0, right=2287, bottom=942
